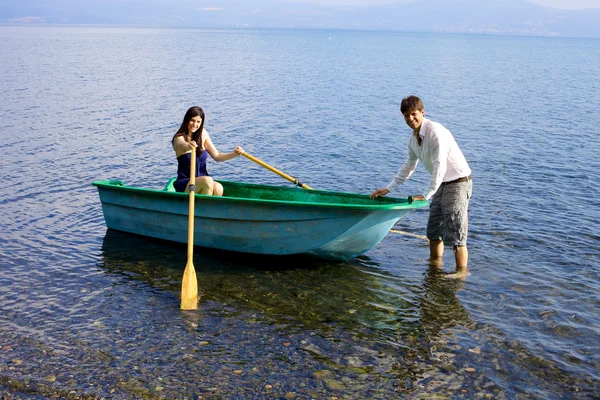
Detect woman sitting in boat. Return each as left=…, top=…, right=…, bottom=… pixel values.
left=172, top=106, right=244, bottom=195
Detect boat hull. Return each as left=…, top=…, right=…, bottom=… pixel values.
left=93, top=179, right=427, bottom=260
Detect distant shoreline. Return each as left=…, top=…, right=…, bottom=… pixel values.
left=2, top=23, right=600, bottom=40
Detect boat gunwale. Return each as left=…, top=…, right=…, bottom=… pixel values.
left=92, top=179, right=428, bottom=211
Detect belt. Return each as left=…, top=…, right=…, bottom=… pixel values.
left=443, top=175, right=471, bottom=185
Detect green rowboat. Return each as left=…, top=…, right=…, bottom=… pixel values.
left=92, top=178, right=427, bottom=260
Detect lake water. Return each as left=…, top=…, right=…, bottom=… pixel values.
left=0, top=26, right=599, bottom=399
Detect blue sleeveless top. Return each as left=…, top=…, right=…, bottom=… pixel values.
left=174, top=150, right=209, bottom=192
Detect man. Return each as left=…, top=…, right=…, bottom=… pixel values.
left=371, top=95, right=472, bottom=276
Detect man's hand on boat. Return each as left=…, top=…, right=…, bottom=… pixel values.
left=371, top=188, right=426, bottom=202
left=370, top=188, right=389, bottom=199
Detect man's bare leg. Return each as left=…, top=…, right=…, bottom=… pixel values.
left=429, top=239, right=443, bottom=257
left=454, top=245, right=468, bottom=270
left=448, top=245, right=469, bottom=278
left=429, top=239, right=444, bottom=268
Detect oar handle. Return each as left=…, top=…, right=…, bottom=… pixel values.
left=241, top=152, right=313, bottom=190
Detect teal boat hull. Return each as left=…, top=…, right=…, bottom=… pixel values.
left=92, top=179, right=427, bottom=260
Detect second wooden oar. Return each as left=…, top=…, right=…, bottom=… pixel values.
left=241, top=152, right=313, bottom=190
left=180, top=146, right=199, bottom=310
left=389, top=229, right=429, bottom=241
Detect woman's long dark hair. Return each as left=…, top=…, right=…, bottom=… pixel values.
left=171, top=106, right=205, bottom=146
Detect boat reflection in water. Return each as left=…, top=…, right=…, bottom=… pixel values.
left=99, top=229, right=471, bottom=344
left=99, top=230, right=576, bottom=398
left=98, top=229, right=477, bottom=393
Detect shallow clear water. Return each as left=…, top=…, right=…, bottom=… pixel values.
left=0, top=26, right=599, bottom=398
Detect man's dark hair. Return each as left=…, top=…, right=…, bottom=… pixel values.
left=400, top=95, right=424, bottom=114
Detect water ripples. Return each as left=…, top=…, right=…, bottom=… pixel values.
left=1, top=26, right=599, bottom=398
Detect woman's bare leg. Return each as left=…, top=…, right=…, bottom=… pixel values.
left=213, top=181, right=224, bottom=196
left=189, top=177, right=214, bottom=195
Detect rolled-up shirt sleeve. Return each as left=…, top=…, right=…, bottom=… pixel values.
left=422, top=131, right=448, bottom=200
left=386, top=145, right=419, bottom=192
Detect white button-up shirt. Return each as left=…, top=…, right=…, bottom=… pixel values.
left=386, top=118, right=471, bottom=200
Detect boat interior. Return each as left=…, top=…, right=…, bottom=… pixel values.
left=162, top=178, right=410, bottom=206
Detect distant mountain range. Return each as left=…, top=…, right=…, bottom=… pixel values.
left=2, top=0, right=600, bottom=38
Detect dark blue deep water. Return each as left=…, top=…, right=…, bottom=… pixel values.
left=0, top=26, right=599, bottom=398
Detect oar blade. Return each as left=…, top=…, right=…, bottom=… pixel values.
left=180, top=260, right=198, bottom=310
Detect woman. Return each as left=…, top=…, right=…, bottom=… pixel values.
left=171, top=106, right=244, bottom=195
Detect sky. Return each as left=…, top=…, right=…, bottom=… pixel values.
left=279, top=0, right=600, bottom=9
left=2, top=0, right=599, bottom=38
left=528, top=0, right=600, bottom=9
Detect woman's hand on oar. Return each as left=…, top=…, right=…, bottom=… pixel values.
left=181, top=146, right=199, bottom=310
left=241, top=152, right=313, bottom=190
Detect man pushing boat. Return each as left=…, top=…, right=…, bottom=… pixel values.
left=371, top=96, right=472, bottom=278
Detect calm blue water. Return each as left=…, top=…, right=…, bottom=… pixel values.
left=1, top=26, right=599, bottom=398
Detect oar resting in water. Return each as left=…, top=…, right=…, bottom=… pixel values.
left=181, top=146, right=198, bottom=310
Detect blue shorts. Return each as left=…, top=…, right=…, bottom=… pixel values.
left=173, top=178, right=190, bottom=193
left=426, top=178, right=472, bottom=247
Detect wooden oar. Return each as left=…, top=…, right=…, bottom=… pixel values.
left=389, top=229, right=429, bottom=241
left=241, top=152, right=313, bottom=190
left=180, top=146, right=199, bottom=310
